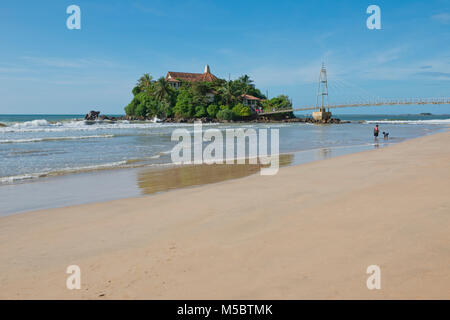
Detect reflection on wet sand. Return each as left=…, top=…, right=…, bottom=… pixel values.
left=318, top=148, right=332, bottom=159
left=137, top=154, right=294, bottom=195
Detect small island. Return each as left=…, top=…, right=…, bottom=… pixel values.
left=124, top=65, right=296, bottom=122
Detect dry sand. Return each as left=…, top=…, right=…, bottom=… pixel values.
left=1, top=131, right=449, bottom=299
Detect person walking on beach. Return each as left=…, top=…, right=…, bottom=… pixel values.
left=374, top=124, right=379, bottom=139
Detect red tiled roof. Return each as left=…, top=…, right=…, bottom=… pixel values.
left=240, top=94, right=263, bottom=101
left=166, top=71, right=218, bottom=83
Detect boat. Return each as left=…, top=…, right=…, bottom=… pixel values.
left=152, top=116, right=162, bottom=123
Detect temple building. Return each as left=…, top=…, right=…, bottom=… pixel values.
left=165, top=65, right=218, bottom=89
left=240, top=94, right=264, bottom=111
left=165, top=65, right=264, bottom=110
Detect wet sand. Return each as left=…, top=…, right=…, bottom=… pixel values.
left=0, top=131, right=449, bottom=299
left=0, top=154, right=294, bottom=215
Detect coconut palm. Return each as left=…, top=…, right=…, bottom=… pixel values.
left=218, top=80, right=237, bottom=106
left=238, top=75, right=254, bottom=95
left=137, top=73, right=153, bottom=91
left=154, top=77, right=172, bottom=102
left=238, top=74, right=253, bottom=87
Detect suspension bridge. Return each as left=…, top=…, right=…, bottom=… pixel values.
left=258, top=64, right=450, bottom=118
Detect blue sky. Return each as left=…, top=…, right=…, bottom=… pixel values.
left=0, top=0, right=449, bottom=114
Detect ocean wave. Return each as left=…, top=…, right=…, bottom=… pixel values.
left=0, top=153, right=178, bottom=184
left=365, top=119, right=450, bottom=125
left=0, top=160, right=129, bottom=184
left=0, top=134, right=115, bottom=144
left=12, top=119, right=52, bottom=128
left=0, top=119, right=197, bottom=133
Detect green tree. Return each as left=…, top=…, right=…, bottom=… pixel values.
left=216, top=109, right=234, bottom=121
left=137, top=73, right=153, bottom=91
left=135, top=103, right=147, bottom=117
left=125, top=96, right=139, bottom=116
left=262, top=95, right=292, bottom=111
left=232, top=103, right=243, bottom=118
left=144, top=96, right=160, bottom=118
left=158, top=100, right=173, bottom=118
left=173, top=88, right=194, bottom=118
left=132, top=86, right=141, bottom=96
left=238, top=74, right=253, bottom=87
left=218, top=80, right=237, bottom=106
left=191, top=82, right=209, bottom=108
left=154, top=77, right=172, bottom=102
left=207, top=104, right=219, bottom=118
left=232, top=103, right=252, bottom=119
left=124, top=92, right=161, bottom=118
left=194, top=106, right=207, bottom=118
left=236, top=75, right=254, bottom=95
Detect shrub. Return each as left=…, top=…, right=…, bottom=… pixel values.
left=207, top=104, right=219, bottom=118
left=173, top=88, right=194, bottom=118
left=232, top=103, right=253, bottom=119
left=216, top=109, right=234, bottom=121
left=194, top=106, right=207, bottom=118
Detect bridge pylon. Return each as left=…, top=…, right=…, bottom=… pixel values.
left=313, top=63, right=332, bottom=121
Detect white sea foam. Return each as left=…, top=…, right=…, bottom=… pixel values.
left=0, top=158, right=178, bottom=184
left=365, top=119, right=450, bottom=125
left=12, top=119, right=52, bottom=128
left=0, top=119, right=195, bottom=133
left=0, top=160, right=129, bottom=184
left=0, top=134, right=114, bottom=144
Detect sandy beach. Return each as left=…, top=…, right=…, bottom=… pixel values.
left=1, top=131, right=449, bottom=299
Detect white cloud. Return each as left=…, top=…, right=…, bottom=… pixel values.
left=432, top=13, right=450, bottom=24
left=0, top=66, right=30, bottom=73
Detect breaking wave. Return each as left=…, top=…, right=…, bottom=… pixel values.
left=0, top=119, right=195, bottom=133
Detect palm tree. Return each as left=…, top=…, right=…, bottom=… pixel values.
left=218, top=80, right=237, bottom=106
left=239, top=75, right=254, bottom=95
left=137, top=73, right=153, bottom=91
left=239, top=74, right=253, bottom=87
left=154, top=77, right=172, bottom=102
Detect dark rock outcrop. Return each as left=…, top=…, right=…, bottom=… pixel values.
left=84, top=110, right=101, bottom=120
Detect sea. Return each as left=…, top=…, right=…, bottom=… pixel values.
left=1, top=113, right=449, bottom=215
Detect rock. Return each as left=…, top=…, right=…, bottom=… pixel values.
left=0, top=122, right=6, bottom=127
left=99, top=115, right=113, bottom=120
left=84, top=110, right=101, bottom=120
